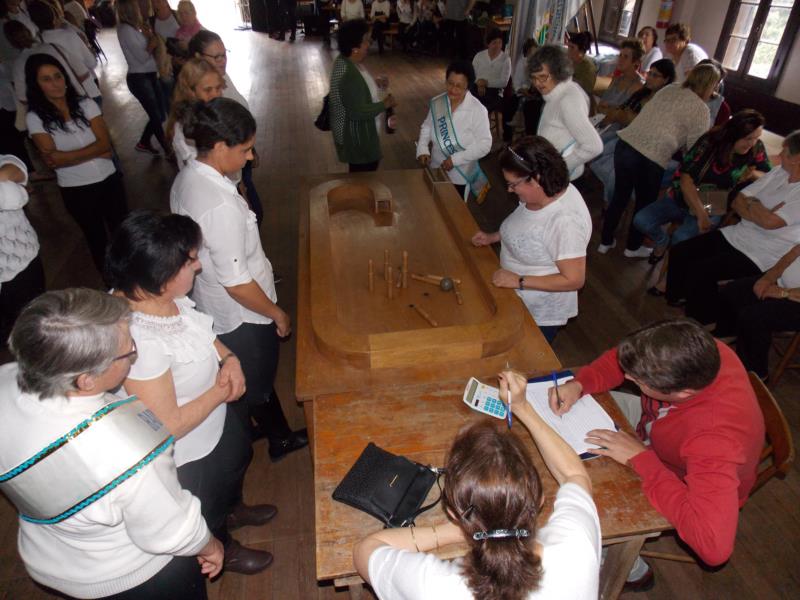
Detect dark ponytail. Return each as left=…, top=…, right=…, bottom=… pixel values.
left=443, top=421, right=544, bottom=600
left=181, top=97, right=256, bottom=153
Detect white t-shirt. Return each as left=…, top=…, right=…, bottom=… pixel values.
left=500, top=185, right=592, bottom=326
left=0, top=155, right=38, bottom=287
left=370, top=0, right=391, bottom=19
left=41, top=28, right=100, bottom=98
left=12, top=43, right=86, bottom=104
left=641, top=46, right=663, bottom=73
left=223, top=72, right=250, bottom=111
left=171, top=121, right=197, bottom=169
left=341, top=0, right=366, bottom=21
left=154, top=13, right=180, bottom=39
left=367, top=483, right=601, bottom=600
left=26, top=98, right=116, bottom=188
left=117, top=22, right=157, bottom=73
left=125, top=296, right=226, bottom=467
left=779, top=255, right=800, bottom=289
left=170, top=159, right=277, bottom=335
left=721, top=166, right=800, bottom=270
left=472, top=49, right=512, bottom=90
left=673, top=43, right=708, bottom=84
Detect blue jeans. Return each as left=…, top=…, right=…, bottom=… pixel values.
left=633, top=196, right=723, bottom=248
left=589, top=135, right=618, bottom=205
left=126, top=71, right=167, bottom=151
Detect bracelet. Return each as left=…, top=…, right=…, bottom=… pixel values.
left=518, top=276, right=525, bottom=291
left=432, top=523, right=439, bottom=549
left=410, top=525, right=420, bottom=552
left=218, top=352, right=237, bottom=367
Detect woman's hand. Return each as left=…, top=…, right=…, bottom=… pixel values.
left=440, top=157, right=453, bottom=171
left=753, top=276, right=774, bottom=299
left=418, top=154, right=431, bottom=167
left=471, top=230, right=499, bottom=247
left=197, top=536, right=224, bottom=578
left=491, top=268, right=519, bottom=289
left=217, top=356, right=246, bottom=402
left=498, top=369, right=530, bottom=416
left=383, top=94, right=397, bottom=109
left=697, top=211, right=713, bottom=233
left=274, top=308, right=292, bottom=338
left=547, top=379, right=583, bottom=416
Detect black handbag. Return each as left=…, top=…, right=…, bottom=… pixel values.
left=315, top=94, right=331, bottom=131
left=332, top=443, right=442, bottom=527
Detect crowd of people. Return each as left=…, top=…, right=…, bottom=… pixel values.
left=0, top=1, right=797, bottom=599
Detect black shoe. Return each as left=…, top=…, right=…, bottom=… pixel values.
left=289, top=35, right=296, bottom=42
left=622, top=566, right=655, bottom=593
left=223, top=540, right=274, bottom=575
left=268, top=428, right=309, bottom=462
left=227, top=503, right=278, bottom=532
left=647, top=286, right=666, bottom=297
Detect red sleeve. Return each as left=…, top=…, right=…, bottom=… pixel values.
left=629, top=433, right=743, bottom=566
left=574, top=348, right=625, bottom=395
left=713, top=100, right=731, bottom=127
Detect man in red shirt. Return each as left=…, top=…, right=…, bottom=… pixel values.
left=552, top=319, right=764, bottom=581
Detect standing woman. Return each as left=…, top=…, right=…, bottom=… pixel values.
left=175, top=0, right=203, bottom=42
left=329, top=18, right=397, bottom=172
left=116, top=0, right=169, bottom=156
left=25, top=53, right=126, bottom=273
left=170, top=98, right=307, bottom=462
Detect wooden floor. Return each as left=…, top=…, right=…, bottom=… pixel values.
left=1, top=27, right=799, bottom=600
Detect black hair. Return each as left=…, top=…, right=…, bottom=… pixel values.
left=25, top=53, right=90, bottom=133
left=786, top=130, right=800, bottom=156
left=27, top=0, right=56, bottom=31
left=446, top=60, right=476, bottom=87
left=485, top=27, right=504, bottom=47
left=568, top=31, right=592, bottom=54
left=3, top=18, right=31, bottom=48
left=637, top=25, right=659, bottom=46
left=337, top=18, right=370, bottom=57
left=181, top=97, right=257, bottom=153
left=703, top=109, right=765, bottom=166
left=521, top=38, right=538, bottom=57
left=650, top=58, right=676, bottom=84
left=105, top=210, right=202, bottom=300
left=188, top=29, right=223, bottom=58
left=499, top=136, right=569, bottom=197
left=528, top=45, right=573, bottom=82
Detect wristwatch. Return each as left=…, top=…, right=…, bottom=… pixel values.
left=518, top=276, right=525, bottom=291
left=781, top=288, right=790, bottom=299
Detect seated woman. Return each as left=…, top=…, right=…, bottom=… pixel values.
left=369, top=0, right=391, bottom=54
left=665, top=130, right=800, bottom=322
left=2, top=288, right=222, bottom=599
left=589, top=58, right=675, bottom=206
left=595, top=39, right=644, bottom=125
left=716, top=245, right=800, bottom=380
left=663, top=23, right=707, bottom=84
left=599, top=63, right=719, bottom=257
left=471, top=27, right=512, bottom=141
left=529, top=45, right=602, bottom=181
left=471, top=136, right=591, bottom=342
left=416, top=60, right=492, bottom=200
left=635, top=109, right=770, bottom=270
left=107, top=211, right=277, bottom=576
left=566, top=31, right=597, bottom=102
left=637, top=26, right=662, bottom=73
left=354, top=370, right=601, bottom=599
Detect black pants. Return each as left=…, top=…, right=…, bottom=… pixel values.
left=88, top=557, right=206, bottom=600
left=0, top=255, right=45, bottom=345
left=279, top=0, right=297, bottom=38
left=177, top=408, right=252, bottom=547
left=217, top=322, right=292, bottom=443
left=349, top=161, right=380, bottom=173
left=522, top=93, right=544, bottom=135
left=717, top=275, right=800, bottom=377
left=665, top=230, right=761, bottom=323
left=443, top=19, right=469, bottom=59
left=126, top=72, right=167, bottom=151
left=0, top=109, right=32, bottom=169
left=59, top=171, right=128, bottom=273
left=601, top=139, right=664, bottom=250
left=372, top=19, right=388, bottom=52
left=241, top=160, right=263, bottom=226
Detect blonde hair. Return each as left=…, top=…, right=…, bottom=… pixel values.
left=166, top=58, right=222, bottom=140
left=177, top=0, right=197, bottom=16
left=116, top=0, right=143, bottom=29
left=683, top=63, right=721, bottom=98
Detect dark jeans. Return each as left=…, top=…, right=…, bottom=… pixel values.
left=59, top=171, right=127, bottom=273
left=601, top=140, right=664, bottom=250
left=89, top=556, right=206, bottom=600
left=177, top=408, right=252, bottom=547
left=717, top=276, right=800, bottom=378
left=665, top=230, right=761, bottom=323
left=349, top=161, right=380, bottom=172
left=241, top=160, right=263, bottom=226
left=0, top=255, right=45, bottom=345
left=279, top=0, right=297, bottom=38
left=539, top=325, right=560, bottom=343
left=443, top=19, right=469, bottom=59
left=126, top=71, right=167, bottom=151
left=522, top=93, right=544, bottom=135
left=372, top=19, right=388, bottom=52
left=474, top=87, right=516, bottom=140
left=217, top=322, right=292, bottom=443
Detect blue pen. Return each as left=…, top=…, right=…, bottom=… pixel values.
left=552, top=371, right=563, bottom=419
left=505, top=361, right=513, bottom=429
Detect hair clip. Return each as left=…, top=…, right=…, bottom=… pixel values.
left=507, top=145, right=533, bottom=170
left=472, top=528, right=531, bottom=541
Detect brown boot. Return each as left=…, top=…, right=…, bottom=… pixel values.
left=226, top=503, right=278, bottom=532
left=223, top=540, right=274, bottom=575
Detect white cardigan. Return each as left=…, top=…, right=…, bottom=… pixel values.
left=537, top=79, right=602, bottom=180
left=0, top=155, right=38, bottom=288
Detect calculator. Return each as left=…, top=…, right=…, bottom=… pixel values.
left=463, top=377, right=507, bottom=419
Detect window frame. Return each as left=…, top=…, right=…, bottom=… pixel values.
left=597, top=0, right=645, bottom=45
left=714, top=0, right=800, bottom=95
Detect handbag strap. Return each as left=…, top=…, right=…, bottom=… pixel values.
left=397, top=469, right=444, bottom=527
left=695, top=144, right=717, bottom=185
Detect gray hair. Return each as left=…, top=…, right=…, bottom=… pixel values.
left=528, top=45, right=574, bottom=83
left=9, top=289, right=131, bottom=398
left=785, top=130, right=800, bottom=156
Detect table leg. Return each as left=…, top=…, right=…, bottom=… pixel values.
left=303, top=401, right=314, bottom=456
left=600, top=535, right=646, bottom=600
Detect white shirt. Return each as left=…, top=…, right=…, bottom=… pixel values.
left=472, top=48, right=512, bottom=90
left=223, top=71, right=250, bottom=111
left=721, top=167, right=800, bottom=271
left=370, top=0, right=391, bottom=19
left=41, top=28, right=100, bottom=98
left=116, top=22, right=157, bottom=73
left=538, top=79, right=602, bottom=180
left=341, top=0, right=365, bottom=21
left=10, top=10, right=38, bottom=37
left=500, top=185, right=592, bottom=326
left=641, top=46, right=663, bottom=72
left=0, top=155, right=38, bottom=287
left=368, top=483, right=601, bottom=600
left=512, top=54, right=530, bottom=93
left=170, top=159, right=277, bottom=335
left=125, top=296, right=226, bottom=467
left=397, top=0, right=414, bottom=24
left=26, top=98, right=116, bottom=188
left=171, top=121, right=196, bottom=169
left=673, top=42, right=708, bottom=83
left=779, top=256, right=800, bottom=289
left=416, top=91, right=492, bottom=186
left=154, top=13, right=180, bottom=39
left=0, top=363, right=210, bottom=600
left=12, top=43, right=86, bottom=103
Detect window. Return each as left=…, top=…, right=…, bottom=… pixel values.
left=715, top=0, right=800, bottom=93
left=598, top=0, right=644, bottom=44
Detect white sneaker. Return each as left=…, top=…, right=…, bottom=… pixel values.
left=597, top=240, right=616, bottom=254
left=624, top=246, right=654, bottom=258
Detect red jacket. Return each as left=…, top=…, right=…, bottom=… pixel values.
left=576, top=341, right=765, bottom=566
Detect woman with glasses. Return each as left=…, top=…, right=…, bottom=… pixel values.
left=471, top=136, right=591, bottom=342
left=1, top=288, right=223, bottom=599
left=416, top=60, right=492, bottom=200
left=354, top=369, right=601, bottom=599
left=528, top=45, right=602, bottom=181
left=106, top=210, right=277, bottom=576
left=663, top=23, right=707, bottom=84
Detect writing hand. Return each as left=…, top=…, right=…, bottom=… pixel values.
left=547, top=379, right=582, bottom=416
left=584, top=429, right=647, bottom=465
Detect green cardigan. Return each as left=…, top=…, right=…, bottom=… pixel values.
left=329, top=55, right=386, bottom=165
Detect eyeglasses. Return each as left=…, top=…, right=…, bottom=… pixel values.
left=506, top=175, right=532, bottom=192
left=532, top=73, right=551, bottom=85
left=664, top=36, right=680, bottom=44
left=112, top=340, right=138, bottom=364
left=202, top=52, right=227, bottom=61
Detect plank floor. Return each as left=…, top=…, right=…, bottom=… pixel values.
left=1, top=26, right=798, bottom=600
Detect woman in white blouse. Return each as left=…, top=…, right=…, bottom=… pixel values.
left=637, top=26, right=662, bottom=74
left=471, top=28, right=512, bottom=141
left=25, top=53, right=126, bottom=273
left=529, top=45, right=602, bottom=181
left=355, top=369, right=601, bottom=600
left=472, top=137, right=591, bottom=342
left=170, top=98, right=307, bottom=463
left=107, top=210, right=277, bottom=576
left=340, top=0, right=365, bottom=22
left=417, top=60, right=492, bottom=200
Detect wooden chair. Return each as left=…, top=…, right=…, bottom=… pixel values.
left=640, top=372, right=795, bottom=563
left=769, top=331, right=800, bottom=388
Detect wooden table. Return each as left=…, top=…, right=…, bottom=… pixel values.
left=314, top=381, right=672, bottom=600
